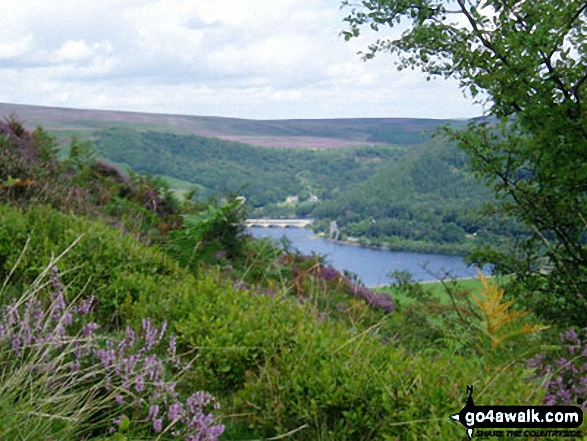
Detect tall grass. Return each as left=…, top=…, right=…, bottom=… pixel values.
left=0, top=241, right=224, bottom=440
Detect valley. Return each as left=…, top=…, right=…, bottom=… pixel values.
left=1, top=102, right=505, bottom=254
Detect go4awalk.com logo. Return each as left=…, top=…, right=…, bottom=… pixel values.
left=450, top=386, right=584, bottom=439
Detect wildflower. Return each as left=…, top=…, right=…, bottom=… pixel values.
left=563, top=329, right=578, bottom=342
left=125, top=326, right=136, bottom=347
left=96, top=348, right=115, bottom=368
left=147, top=405, right=160, bottom=421
left=83, top=322, right=99, bottom=337
left=158, top=321, right=167, bottom=345
left=168, top=334, right=177, bottom=362
left=113, top=414, right=127, bottom=427
left=213, top=249, right=226, bottom=260
left=70, top=360, right=80, bottom=372
left=530, top=328, right=587, bottom=409
left=11, top=334, right=21, bottom=355
left=135, top=375, right=145, bottom=392
left=167, top=402, right=184, bottom=421
left=321, top=265, right=341, bottom=281
left=74, top=295, right=95, bottom=315
left=0, top=278, right=224, bottom=440
left=32, top=305, right=44, bottom=331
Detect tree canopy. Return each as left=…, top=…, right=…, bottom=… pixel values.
left=342, top=0, right=587, bottom=325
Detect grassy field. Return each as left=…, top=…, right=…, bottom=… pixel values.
left=374, top=276, right=500, bottom=307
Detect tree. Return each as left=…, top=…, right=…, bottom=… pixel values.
left=341, top=0, right=587, bottom=325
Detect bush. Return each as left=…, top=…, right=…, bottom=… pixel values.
left=529, top=328, right=587, bottom=409
left=164, top=196, right=248, bottom=271
left=0, top=204, right=190, bottom=328
left=0, top=261, right=223, bottom=440
left=131, top=271, right=544, bottom=440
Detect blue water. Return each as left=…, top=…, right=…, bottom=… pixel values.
left=249, top=227, right=485, bottom=287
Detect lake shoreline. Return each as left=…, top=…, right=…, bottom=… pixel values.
left=309, top=230, right=471, bottom=257
left=250, top=226, right=484, bottom=287
left=369, top=276, right=480, bottom=289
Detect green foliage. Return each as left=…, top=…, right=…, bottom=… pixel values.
left=313, top=138, right=510, bottom=254
left=131, top=271, right=543, bottom=440
left=93, top=127, right=404, bottom=207
left=0, top=204, right=188, bottom=328
left=342, top=0, right=587, bottom=325
left=165, top=197, right=248, bottom=271
left=380, top=271, right=552, bottom=368
left=64, top=135, right=98, bottom=173
left=0, top=120, right=186, bottom=243
left=32, top=125, right=60, bottom=163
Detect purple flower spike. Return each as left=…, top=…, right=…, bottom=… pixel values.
left=74, top=295, right=95, bottom=315
left=83, top=322, right=99, bottom=337
left=125, top=326, right=136, bottom=347
left=530, top=327, right=587, bottom=409
left=167, top=402, right=184, bottom=421
left=148, top=404, right=160, bottom=420
left=135, top=375, right=145, bottom=392
left=0, top=277, right=224, bottom=441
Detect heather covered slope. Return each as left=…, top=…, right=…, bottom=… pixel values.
left=0, top=117, right=581, bottom=440
left=0, top=102, right=461, bottom=148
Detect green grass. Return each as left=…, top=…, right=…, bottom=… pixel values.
left=374, top=276, right=512, bottom=308
left=0, top=204, right=552, bottom=440
left=0, top=118, right=577, bottom=440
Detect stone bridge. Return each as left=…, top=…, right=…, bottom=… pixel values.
left=245, top=218, right=314, bottom=228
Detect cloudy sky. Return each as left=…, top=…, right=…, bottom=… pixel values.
left=0, top=0, right=485, bottom=120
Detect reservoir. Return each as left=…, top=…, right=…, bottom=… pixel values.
left=249, top=226, right=484, bottom=287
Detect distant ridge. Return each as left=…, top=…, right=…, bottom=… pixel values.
left=0, top=102, right=463, bottom=148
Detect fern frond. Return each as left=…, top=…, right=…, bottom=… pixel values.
left=472, top=270, right=548, bottom=349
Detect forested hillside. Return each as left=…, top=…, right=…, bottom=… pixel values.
left=312, top=137, right=521, bottom=254
left=93, top=127, right=406, bottom=206
left=1, top=103, right=515, bottom=254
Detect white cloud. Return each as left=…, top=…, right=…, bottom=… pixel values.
left=0, top=0, right=483, bottom=120
left=0, top=34, right=35, bottom=59
left=54, top=40, right=113, bottom=63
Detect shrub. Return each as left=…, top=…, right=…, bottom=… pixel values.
left=237, top=242, right=395, bottom=317
left=0, top=120, right=183, bottom=242
left=165, top=196, right=248, bottom=271
left=0, top=204, right=191, bottom=328
left=0, top=261, right=223, bottom=440
left=131, top=270, right=544, bottom=440
left=528, top=328, right=587, bottom=409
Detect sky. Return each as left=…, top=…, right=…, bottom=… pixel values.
left=0, top=0, right=485, bottom=120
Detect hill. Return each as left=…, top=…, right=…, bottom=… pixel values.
left=92, top=127, right=406, bottom=206
left=0, top=102, right=462, bottom=148
left=312, top=136, right=521, bottom=254
left=1, top=102, right=508, bottom=253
